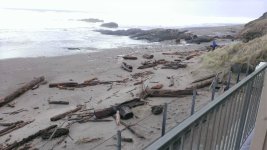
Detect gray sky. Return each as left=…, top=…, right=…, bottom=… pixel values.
left=1, top=0, right=266, bottom=18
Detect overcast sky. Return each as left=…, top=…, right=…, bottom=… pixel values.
left=1, top=0, right=266, bottom=18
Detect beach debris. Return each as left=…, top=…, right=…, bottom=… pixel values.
left=49, top=82, right=78, bottom=88
left=48, top=100, right=69, bottom=105
left=113, top=136, right=133, bottom=143
left=121, top=62, right=133, bottom=72
left=94, top=98, right=145, bottom=119
left=3, top=108, right=28, bottom=115
left=137, top=63, right=157, bottom=69
left=185, top=52, right=200, bottom=60
left=119, top=106, right=133, bottom=120
left=42, top=128, right=69, bottom=139
left=123, top=55, right=138, bottom=60
left=0, top=76, right=45, bottom=107
left=151, top=84, right=163, bottom=89
left=161, top=62, right=187, bottom=69
left=94, top=107, right=117, bottom=119
left=151, top=105, right=163, bottom=115
left=49, top=78, right=128, bottom=89
left=142, top=54, right=154, bottom=59
left=141, top=88, right=193, bottom=98
left=113, top=116, right=145, bottom=139
left=75, top=137, right=102, bottom=144
left=131, top=71, right=154, bottom=79
left=168, top=76, right=174, bottom=87
left=0, top=120, right=34, bottom=137
left=50, top=105, right=83, bottom=121
left=3, top=125, right=57, bottom=150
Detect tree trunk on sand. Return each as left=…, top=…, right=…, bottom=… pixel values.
left=4, top=125, right=57, bottom=150
left=142, top=89, right=193, bottom=98
left=0, top=76, right=45, bottom=107
left=50, top=105, right=82, bottom=121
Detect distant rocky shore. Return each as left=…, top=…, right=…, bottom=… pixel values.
left=95, top=28, right=234, bottom=43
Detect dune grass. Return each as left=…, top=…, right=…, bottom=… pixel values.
left=202, top=34, right=267, bottom=69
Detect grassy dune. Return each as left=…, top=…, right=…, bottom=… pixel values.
left=202, top=34, right=267, bottom=69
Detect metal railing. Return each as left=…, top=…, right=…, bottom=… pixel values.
left=145, top=64, right=267, bottom=150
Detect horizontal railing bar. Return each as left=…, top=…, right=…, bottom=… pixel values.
left=145, top=64, right=267, bottom=150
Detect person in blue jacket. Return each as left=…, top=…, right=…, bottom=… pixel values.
left=210, top=40, right=218, bottom=50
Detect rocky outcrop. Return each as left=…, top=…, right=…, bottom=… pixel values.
left=238, top=12, right=267, bottom=42
left=80, top=18, right=104, bottom=23
left=100, top=22, right=119, bottom=28
left=95, top=28, right=211, bottom=43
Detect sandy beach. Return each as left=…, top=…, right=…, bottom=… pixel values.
left=0, top=26, right=239, bottom=150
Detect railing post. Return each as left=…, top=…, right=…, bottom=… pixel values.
left=191, top=89, right=196, bottom=115
left=225, top=71, right=232, bottom=91
left=117, top=130, right=121, bottom=150
left=162, top=103, right=168, bottom=136
left=234, top=80, right=253, bottom=149
left=211, top=76, right=218, bottom=101
left=236, top=67, right=241, bottom=83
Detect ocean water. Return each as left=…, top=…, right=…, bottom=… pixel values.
left=0, top=8, right=253, bottom=59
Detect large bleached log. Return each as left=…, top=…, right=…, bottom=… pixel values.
left=4, top=125, right=57, bottom=150
left=50, top=105, right=83, bottom=121
left=0, top=76, right=45, bottom=107
left=143, top=89, right=193, bottom=98
left=187, top=78, right=214, bottom=89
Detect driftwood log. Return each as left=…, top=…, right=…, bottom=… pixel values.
left=123, top=56, right=138, bottom=60
left=161, top=63, right=187, bottom=69
left=42, top=128, right=69, bottom=139
left=0, top=120, right=34, bottom=137
left=94, top=98, right=145, bottom=119
left=50, top=105, right=83, bottom=121
left=0, top=121, right=24, bottom=126
left=49, top=82, right=78, bottom=88
left=137, top=64, right=157, bottom=69
left=3, top=125, right=57, bottom=150
left=48, top=101, right=69, bottom=105
left=119, top=106, right=133, bottom=120
left=186, top=78, right=214, bottom=89
left=142, top=89, right=193, bottom=98
left=0, top=76, right=44, bottom=107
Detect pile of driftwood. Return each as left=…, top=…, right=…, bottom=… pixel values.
left=162, top=50, right=204, bottom=61
left=137, top=59, right=168, bottom=69
left=0, top=120, right=34, bottom=137
left=49, top=78, right=128, bottom=90
left=161, top=62, right=187, bottom=70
